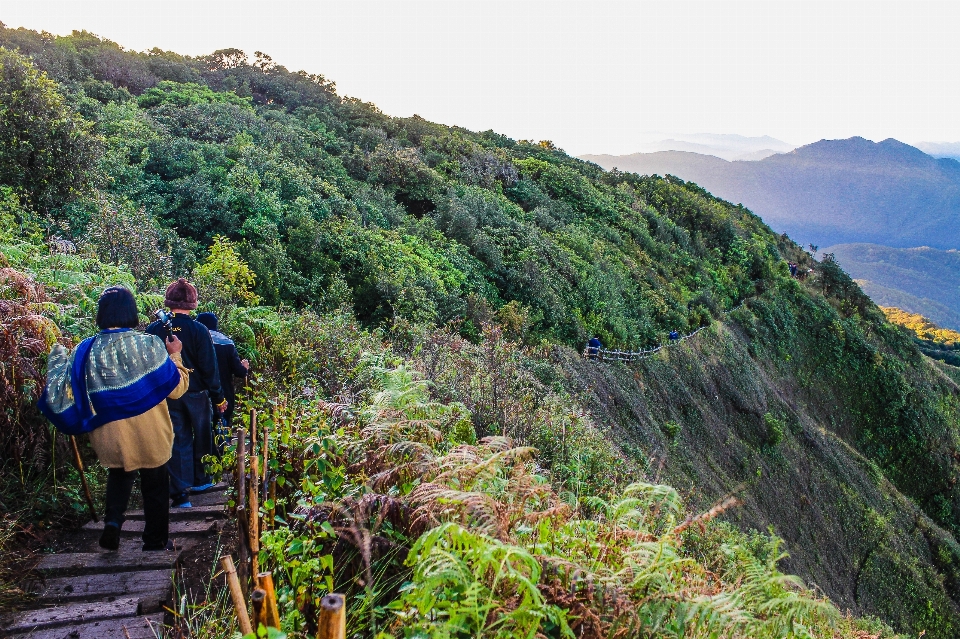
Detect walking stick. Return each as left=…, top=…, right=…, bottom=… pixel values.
left=69, top=436, right=99, bottom=522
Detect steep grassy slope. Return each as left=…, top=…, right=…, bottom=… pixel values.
left=557, top=308, right=960, bottom=634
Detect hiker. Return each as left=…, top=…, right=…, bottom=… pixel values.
left=669, top=329, right=680, bottom=342
left=39, top=286, right=190, bottom=551
left=146, top=279, right=226, bottom=508
left=586, top=336, right=602, bottom=359
left=196, top=312, right=250, bottom=454
left=789, top=262, right=798, bottom=277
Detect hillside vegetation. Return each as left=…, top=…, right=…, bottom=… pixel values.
left=1, top=24, right=960, bottom=637
left=827, top=244, right=960, bottom=331
left=882, top=308, right=960, bottom=345
left=882, top=307, right=960, bottom=367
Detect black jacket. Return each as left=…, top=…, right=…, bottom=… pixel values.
left=146, top=314, right=225, bottom=405
left=209, top=330, right=248, bottom=410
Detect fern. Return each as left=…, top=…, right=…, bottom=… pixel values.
left=391, top=522, right=573, bottom=639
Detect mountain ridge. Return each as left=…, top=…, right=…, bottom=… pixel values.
left=826, top=243, right=960, bottom=331
left=582, top=137, right=960, bottom=250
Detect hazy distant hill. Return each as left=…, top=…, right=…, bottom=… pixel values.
left=582, top=137, right=960, bottom=250
left=826, top=243, right=960, bottom=331
left=627, top=133, right=794, bottom=161
left=915, top=141, right=960, bottom=161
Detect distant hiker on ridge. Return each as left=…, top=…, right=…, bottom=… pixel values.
left=586, top=335, right=602, bottom=359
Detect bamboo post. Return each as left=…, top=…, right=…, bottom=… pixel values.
left=221, top=555, right=253, bottom=636
left=235, top=426, right=250, bottom=597
left=267, top=478, right=276, bottom=527
left=257, top=572, right=282, bottom=629
left=316, top=594, right=346, bottom=639
left=262, top=413, right=270, bottom=526
left=235, top=427, right=247, bottom=511
left=236, top=504, right=250, bottom=599
left=69, top=436, right=99, bottom=523
left=248, top=408, right=260, bottom=578
left=248, top=455, right=260, bottom=577
left=251, top=588, right=267, bottom=633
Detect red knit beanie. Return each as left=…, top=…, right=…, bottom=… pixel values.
left=164, top=278, right=198, bottom=310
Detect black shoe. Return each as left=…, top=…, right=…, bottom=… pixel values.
left=99, top=522, right=121, bottom=550
left=143, top=539, right=178, bottom=552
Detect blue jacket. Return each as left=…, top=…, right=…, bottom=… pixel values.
left=210, top=330, right=248, bottom=410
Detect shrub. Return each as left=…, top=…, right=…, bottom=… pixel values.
left=764, top=413, right=786, bottom=447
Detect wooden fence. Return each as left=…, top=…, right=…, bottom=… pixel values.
left=582, top=300, right=748, bottom=362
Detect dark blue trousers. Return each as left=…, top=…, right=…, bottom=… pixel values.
left=166, top=391, right=213, bottom=496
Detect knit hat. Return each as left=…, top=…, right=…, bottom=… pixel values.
left=196, top=312, right=218, bottom=332
left=164, top=278, right=198, bottom=311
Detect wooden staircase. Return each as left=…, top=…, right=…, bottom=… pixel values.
left=2, top=485, right=228, bottom=638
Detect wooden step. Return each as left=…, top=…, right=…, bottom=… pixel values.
left=2, top=596, right=141, bottom=633
left=83, top=519, right=218, bottom=536
left=35, top=569, right=172, bottom=604
left=6, top=612, right=163, bottom=638
left=191, top=482, right=229, bottom=493
left=65, top=537, right=199, bottom=556
left=189, top=490, right=230, bottom=507
left=124, top=504, right=226, bottom=520
left=34, top=549, right=181, bottom=576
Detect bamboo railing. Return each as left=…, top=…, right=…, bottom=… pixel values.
left=225, top=405, right=346, bottom=639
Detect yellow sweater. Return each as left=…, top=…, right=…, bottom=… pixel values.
left=88, top=352, right=190, bottom=471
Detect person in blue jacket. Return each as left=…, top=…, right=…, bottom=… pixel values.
left=586, top=336, right=602, bottom=359
left=196, top=312, right=250, bottom=450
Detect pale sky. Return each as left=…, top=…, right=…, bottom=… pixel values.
left=2, top=0, right=959, bottom=156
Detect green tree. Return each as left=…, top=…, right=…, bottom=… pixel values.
left=194, top=235, right=261, bottom=308
left=0, top=47, right=100, bottom=213
left=137, top=80, right=253, bottom=109
left=82, top=199, right=177, bottom=290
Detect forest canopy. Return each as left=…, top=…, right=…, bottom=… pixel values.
left=0, top=25, right=781, bottom=348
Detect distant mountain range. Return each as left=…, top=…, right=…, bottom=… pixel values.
left=582, top=137, right=960, bottom=250
left=624, top=133, right=795, bottom=161
left=915, top=141, right=960, bottom=161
